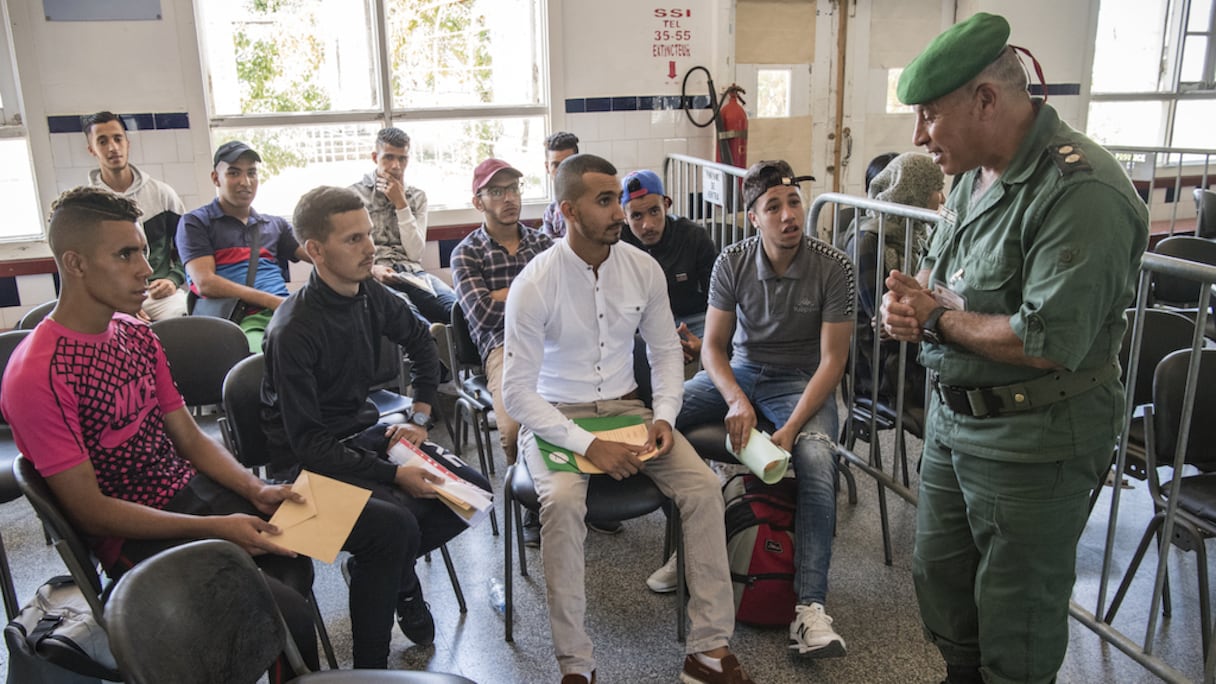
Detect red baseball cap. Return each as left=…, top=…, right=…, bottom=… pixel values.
left=472, top=158, right=523, bottom=194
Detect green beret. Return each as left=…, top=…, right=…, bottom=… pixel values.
left=897, top=12, right=1011, bottom=105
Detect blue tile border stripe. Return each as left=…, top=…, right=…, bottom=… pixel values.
left=47, top=111, right=191, bottom=134
left=565, top=95, right=711, bottom=114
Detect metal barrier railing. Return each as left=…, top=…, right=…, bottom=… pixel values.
left=662, top=153, right=750, bottom=249
left=809, top=190, right=1216, bottom=683
left=811, top=193, right=940, bottom=566
left=1075, top=251, right=1216, bottom=684
left=1105, top=145, right=1216, bottom=238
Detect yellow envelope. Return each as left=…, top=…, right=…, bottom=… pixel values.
left=261, top=470, right=372, bottom=564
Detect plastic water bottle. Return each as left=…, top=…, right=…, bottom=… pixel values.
left=487, top=577, right=506, bottom=614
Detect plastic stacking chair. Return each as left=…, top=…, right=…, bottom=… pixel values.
left=1194, top=188, right=1216, bottom=239
left=152, top=316, right=250, bottom=440
left=446, top=305, right=496, bottom=478
left=1105, top=348, right=1216, bottom=662
left=13, top=455, right=123, bottom=681
left=17, top=299, right=55, bottom=330
left=501, top=458, right=686, bottom=642
left=104, top=539, right=477, bottom=684
left=1113, top=308, right=1199, bottom=483
left=0, top=329, right=32, bottom=620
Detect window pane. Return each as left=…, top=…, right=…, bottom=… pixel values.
left=1173, top=100, right=1216, bottom=148
left=390, top=117, right=547, bottom=209
left=386, top=0, right=542, bottom=110
left=1180, top=36, right=1208, bottom=83
left=1189, top=0, right=1213, bottom=32
left=1086, top=100, right=1167, bottom=147
left=0, top=138, right=43, bottom=241
left=1092, top=0, right=1169, bottom=92
left=757, top=69, right=791, bottom=118
left=198, top=0, right=378, bottom=116
left=214, top=117, right=546, bottom=216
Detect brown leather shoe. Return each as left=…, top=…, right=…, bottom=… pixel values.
left=560, top=672, right=595, bottom=684
left=680, top=653, right=755, bottom=684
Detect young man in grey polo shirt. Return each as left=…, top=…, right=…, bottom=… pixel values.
left=675, top=160, right=855, bottom=659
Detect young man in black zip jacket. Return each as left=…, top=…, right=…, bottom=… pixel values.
left=260, top=185, right=489, bottom=669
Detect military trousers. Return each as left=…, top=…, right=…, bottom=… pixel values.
left=913, top=414, right=1110, bottom=684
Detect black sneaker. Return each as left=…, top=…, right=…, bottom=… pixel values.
left=522, top=509, right=541, bottom=548
left=397, top=586, right=435, bottom=646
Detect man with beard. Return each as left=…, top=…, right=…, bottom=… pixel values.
left=503, top=154, right=753, bottom=684
left=450, top=158, right=553, bottom=543
left=351, top=127, right=457, bottom=324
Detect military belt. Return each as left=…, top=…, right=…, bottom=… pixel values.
left=933, top=362, right=1119, bottom=419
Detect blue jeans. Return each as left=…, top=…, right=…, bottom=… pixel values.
left=387, top=266, right=458, bottom=326
left=678, top=362, right=839, bottom=605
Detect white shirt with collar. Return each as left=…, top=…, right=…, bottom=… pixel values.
left=502, top=238, right=684, bottom=455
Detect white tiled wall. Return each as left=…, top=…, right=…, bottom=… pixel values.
left=570, top=109, right=714, bottom=180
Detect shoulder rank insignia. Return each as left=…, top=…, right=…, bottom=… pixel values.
left=1049, top=143, right=1092, bottom=175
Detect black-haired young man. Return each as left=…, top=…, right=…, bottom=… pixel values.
left=541, top=131, right=580, bottom=239
left=350, top=127, right=457, bottom=325
left=84, top=110, right=188, bottom=320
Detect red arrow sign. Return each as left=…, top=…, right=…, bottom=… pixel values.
left=668, top=60, right=677, bottom=79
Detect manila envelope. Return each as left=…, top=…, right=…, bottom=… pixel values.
left=261, top=470, right=371, bottom=564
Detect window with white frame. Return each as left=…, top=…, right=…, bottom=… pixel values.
left=1088, top=0, right=1216, bottom=150
left=196, top=0, right=547, bottom=217
left=0, top=31, right=43, bottom=242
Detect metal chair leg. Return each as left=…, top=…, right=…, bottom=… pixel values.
left=439, top=544, right=466, bottom=614
left=503, top=465, right=516, bottom=642
left=309, top=588, right=338, bottom=669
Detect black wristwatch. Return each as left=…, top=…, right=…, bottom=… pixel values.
left=922, top=306, right=949, bottom=345
left=408, top=411, right=432, bottom=429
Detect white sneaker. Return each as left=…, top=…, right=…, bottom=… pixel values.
left=646, top=553, right=679, bottom=593
left=788, top=603, right=846, bottom=658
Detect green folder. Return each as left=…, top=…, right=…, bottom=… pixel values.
left=536, top=415, right=647, bottom=473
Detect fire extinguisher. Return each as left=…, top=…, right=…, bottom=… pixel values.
left=717, top=84, right=748, bottom=169
left=681, top=68, right=748, bottom=168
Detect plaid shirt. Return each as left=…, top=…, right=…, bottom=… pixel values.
left=541, top=200, right=566, bottom=239
left=450, top=224, right=554, bottom=359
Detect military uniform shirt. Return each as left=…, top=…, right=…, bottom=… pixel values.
left=918, top=103, right=1148, bottom=462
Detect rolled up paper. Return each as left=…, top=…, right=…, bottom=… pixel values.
left=727, top=428, right=790, bottom=484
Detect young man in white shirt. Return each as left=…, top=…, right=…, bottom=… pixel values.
left=502, top=153, right=753, bottom=684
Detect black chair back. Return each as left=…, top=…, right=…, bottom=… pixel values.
left=152, top=316, right=250, bottom=407
left=17, top=300, right=55, bottom=330
left=105, top=539, right=289, bottom=684
left=1151, top=235, right=1216, bottom=306
left=1153, top=348, right=1216, bottom=473
left=450, top=305, right=482, bottom=368
left=0, top=329, right=31, bottom=426
left=1195, top=187, right=1216, bottom=239
left=1119, top=308, right=1199, bottom=408
left=221, top=354, right=270, bottom=467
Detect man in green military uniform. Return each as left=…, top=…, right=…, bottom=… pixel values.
left=880, top=13, right=1148, bottom=684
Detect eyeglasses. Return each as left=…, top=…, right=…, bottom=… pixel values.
left=480, top=182, right=523, bottom=199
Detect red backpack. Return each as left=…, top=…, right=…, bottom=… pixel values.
left=723, top=473, right=798, bottom=626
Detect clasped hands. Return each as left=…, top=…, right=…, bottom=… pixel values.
left=583, top=419, right=674, bottom=480
left=880, top=270, right=939, bottom=342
